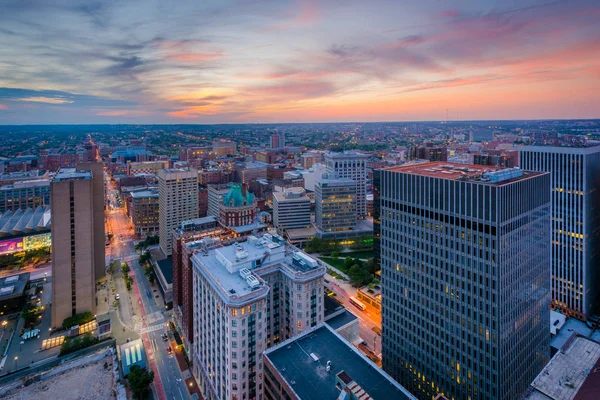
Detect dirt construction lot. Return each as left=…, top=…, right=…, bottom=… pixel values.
left=3, top=356, right=116, bottom=400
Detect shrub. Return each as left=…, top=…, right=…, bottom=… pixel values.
left=61, top=311, right=94, bottom=330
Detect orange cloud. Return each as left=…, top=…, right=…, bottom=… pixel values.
left=167, top=105, right=219, bottom=118
left=18, top=96, right=73, bottom=104
left=0, top=104, right=6, bottom=110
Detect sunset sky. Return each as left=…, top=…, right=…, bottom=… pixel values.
left=0, top=0, right=598, bottom=124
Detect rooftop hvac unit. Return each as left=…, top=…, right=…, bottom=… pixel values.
left=239, top=268, right=252, bottom=280
left=246, top=275, right=260, bottom=289
left=235, top=250, right=248, bottom=261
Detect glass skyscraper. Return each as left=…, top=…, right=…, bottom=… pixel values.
left=378, top=163, right=551, bottom=400
left=519, top=145, right=600, bottom=320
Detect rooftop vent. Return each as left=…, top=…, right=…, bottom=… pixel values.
left=235, top=249, right=248, bottom=261
left=310, top=353, right=319, bottom=362
left=239, top=268, right=252, bottom=280
left=246, top=275, right=260, bottom=289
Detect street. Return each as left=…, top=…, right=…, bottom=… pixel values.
left=325, top=277, right=383, bottom=359
left=106, top=177, right=189, bottom=400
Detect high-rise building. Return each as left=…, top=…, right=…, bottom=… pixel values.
left=191, top=234, right=325, bottom=400
left=207, top=183, right=232, bottom=218
left=50, top=167, right=104, bottom=327
left=315, top=176, right=356, bottom=233
left=78, top=162, right=106, bottom=280
left=273, top=188, right=311, bottom=232
left=130, top=189, right=159, bottom=238
left=270, top=133, right=280, bottom=149
left=379, top=162, right=551, bottom=400
left=325, top=152, right=368, bottom=217
left=519, top=145, right=600, bottom=319
left=158, top=168, right=198, bottom=256
left=0, top=179, right=50, bottom=213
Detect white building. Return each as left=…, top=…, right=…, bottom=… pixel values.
left=325, top=152, right=368, bottom=217
left=272, top=187, right=311, bottom=232
left=207, top=183, right=232, bottom=218
left=158, top=168, right=198, bottom=255
left=191, top=234, right=325, bottom=400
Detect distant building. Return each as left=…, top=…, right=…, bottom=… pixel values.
left=191, top=234, right=325, bottom=400
left=158, top=168, right=198, bottom=256
left=412, top=143, right=448, bottom=162
left=219, top=184, right=258, bottom=228
left=270, top=133, right=281, bottom=149
left=0, top=179, right=50, bottom=213
left=51, top=167, right=104, bottom=327
left=273, top=188, right=311, bottom=232
left=179, top=146, right=211, bottom=162
left=315, top=176, right=356, bottom=233
left=325, top=152, right=368, bottom=217
left=198, top=168, right=233, bottom=185
left=520, top=145, right=600, bottom=319
left=300, top=152, right=317, bottom=169
left=254, top=151, right=276, bottom=164
left=198, top=186, right=208, bottom=218
left=263, top=324, right=416, bottom=400
left=212, top=140, right=237, bottom=157
left=130, top=189, right=159, bottom=238
left=234, top=161, right=267, bottom=184
left=379, top=162, right=551, bottom=400
left=126, top=160, right=170, bottom=175
left=207, top=183, right=232, bottom=218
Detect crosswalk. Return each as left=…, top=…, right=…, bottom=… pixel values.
left=138, top=323, right=166, bottom=334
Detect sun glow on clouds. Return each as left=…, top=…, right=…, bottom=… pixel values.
left=1, top=0, right=599, bottom=122
left=18, top=97, right=74, bottom=104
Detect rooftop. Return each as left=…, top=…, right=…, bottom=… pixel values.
left=191, top=234, right=323, bottom=306
left=53, top=168, right=92, bottom=182
left=525, top=336, right=600, bottom=400
left=0, top=179, right=50, bottom=190
left=223, top=184, right=255, bottom=207
left=551, top=318, right=593, bottom=351
left=0, top=272, right=29, bottom=300
left=385, top=161, right=545, bottom=185
left=130, top=189, right=159, bottom=199
left=325, top=151, right=369, bottom=159
left=156, top=257, right=173, bottom=284
left=0, top=206, right=51, bottom=237
left=120, top=338, right=147, bottom=376
left=324, top=309, right=358, bottom=330
left=264, top=324, right=415, bottom=400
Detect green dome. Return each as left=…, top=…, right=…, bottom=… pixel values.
left=223, top=184, right=255, bottom=207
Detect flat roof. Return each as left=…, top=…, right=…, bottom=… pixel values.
left=53, top=168, right=92, bottom=182
left=130, top=190, right=159, bottom=198
left=384, top=161, right=545, bottom=185
left=525, top=336, right=600, bottom=400
left=0, top=272, right=29, bottom=300
left=264, top=324, right=415, bottom=400
left=551, top=318, right=592, bottom=351
left=157, top=257, right=173, bottom=284
left=325, top=309, right=358, bottom=330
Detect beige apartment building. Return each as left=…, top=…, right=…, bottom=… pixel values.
left=158, top=168, right=198, bottom=255
left=50, top=165, right=104, bottom=327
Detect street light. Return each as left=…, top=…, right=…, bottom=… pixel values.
left=14, top=356, right=18, bottom=369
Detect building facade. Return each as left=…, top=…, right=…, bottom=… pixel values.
left=325, top=152, right=368, bottom=218
left=0, top=179, right=50, bottom=213
left=315, top=177, right=356, bottom=233
left=379, top=162, right=551, bottom=400
left=207, top=184, right=232, bottom=218
left=130, top=189, right=160, bottom=238
left=519, top=145, right=600, bottom=319
left=126, top=160, right=170, bottom=175
left=272, top=188, right=311, bottom=232
left=219, top=184, right=258, bottom=228
left=191, top=234, right=325, bottom=400
left=50, top=168, right=103, bottom=327
left=158, top=168, right=198, bottom=255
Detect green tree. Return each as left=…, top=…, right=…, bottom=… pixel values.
left=347, top=264, right=373, bottom=288
left=331, top=251, right=339, bottom=259
left=22, top=303, right=39, bottom=325
left=62, top=311, right=94, bottom=330
left=343, top=257, right=354, bottom=269
left=128, top=365, right=154, bottom=400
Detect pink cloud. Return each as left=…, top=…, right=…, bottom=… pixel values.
left=265, top=0, right=320, bottom=31
left=0, top=104, right=7, bottom=110
left=170, top=52, right=223, bottom=63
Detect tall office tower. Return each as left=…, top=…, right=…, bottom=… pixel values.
left=315, top=176, right=356, bottom=233
left=50, top=168, right=104, bottom=327
left=273, top=187, right=311, bottom=232
left=158, top=168, right=198, bottom=256
left=373, top=169, right=381, bottom=271
left=207, top=183, right=232, bottom=218
left=78, top=162, right=105, bottom=280
left=519, top=145, right=600, bottom=319
left=325, top=151, right=368, bottom=217
left=379, top=162, right=551, bottom=400
left=270, top=133, right=280, bottom=149
left=191, top=234, right=325, bottom=400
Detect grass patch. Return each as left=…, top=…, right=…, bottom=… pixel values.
left=319, top=257, right=349, bottom=273
left=340, top=250, right=375, bottom=259
left=326, top=268, right=345, bottom=280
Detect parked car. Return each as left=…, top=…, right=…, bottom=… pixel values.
left=115, top=293, right=120, bottom=300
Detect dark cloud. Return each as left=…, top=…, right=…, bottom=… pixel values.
left=0, top=88, right=136, bottom=108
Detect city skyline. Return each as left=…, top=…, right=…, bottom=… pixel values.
left=0, top=0, right=599, bottom=124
